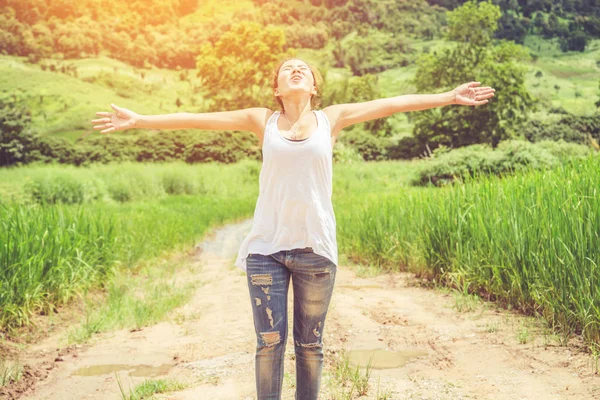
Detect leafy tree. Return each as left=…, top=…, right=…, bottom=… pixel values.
left=340, top=30, right=412, bottom=76
left=544, top=11, right=560, bottom=38
left=532, top=11, right=546, bottom=33
left=323, top=74, right=392, bottom=135
left=410, top=0, right=536, bottom=150
left=560, top=30, right=588, bottom=52
left=0, top=95, right=39, bottom=166
left=195, top=21, right=286, bottom=111
left=495, top=12, right=528, bottom=44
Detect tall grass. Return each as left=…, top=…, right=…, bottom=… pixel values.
left=337, top=156, right=600, bottom=345
left=0, top=161, right=259, bottom=332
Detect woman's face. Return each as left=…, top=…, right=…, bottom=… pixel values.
left=275, top=59, right=317, bottom=101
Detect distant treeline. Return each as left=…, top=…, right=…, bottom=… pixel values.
left=2, top=96, right=598, bottom=167
left=0, top=98, right=260, bottom=166
left=1, top=0, right=597, bottom=70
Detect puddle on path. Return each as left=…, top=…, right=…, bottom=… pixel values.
left=71, top=363, right=174, bottom=377
left=348, top=348, right=427, bottom=369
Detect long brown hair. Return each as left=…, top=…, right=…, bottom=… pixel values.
left=272, top=57, right=323, bottom=112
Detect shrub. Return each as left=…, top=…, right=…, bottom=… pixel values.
left=522, top=114, right=600, bottom=144
left=332, top=141, right=364, bottom=164
left=386, top=136, right=422, bottom=160
left=26, top=174, right=86, bottom=204
left=413, top=140, right=593, bottom=186
left=338, top=128, right=389, bottom=161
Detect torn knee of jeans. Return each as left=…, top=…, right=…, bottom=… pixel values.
left=251, top=274, right=273, bottom=286
left=260, top=331, right=281, bottom=347
left=298, top=341, right=322, bottom=349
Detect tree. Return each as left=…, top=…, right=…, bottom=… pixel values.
left=322, top=74, right=392, bottom=136
left=195, top=21, right=286, bottom=111
left=0, top=95, right=39, bottom=166
left=495, top=12, right=528, bottom=44
left=532, top=12, right=546, bottom=33
left=560, top=30, right=588, bottom=52
left=410, top=0, right=536, bottom=150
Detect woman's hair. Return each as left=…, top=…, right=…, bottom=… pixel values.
left=272, top=57, right=323, bottom=111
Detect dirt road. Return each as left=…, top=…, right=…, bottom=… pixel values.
left=6, top=219, right=600, bottom=399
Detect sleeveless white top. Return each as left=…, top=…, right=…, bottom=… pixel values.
left=234, top=109, right=338, bottom=271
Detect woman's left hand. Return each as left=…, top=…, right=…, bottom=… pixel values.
left=451, top=82, right=495, bottom=106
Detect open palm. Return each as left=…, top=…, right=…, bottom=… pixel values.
left=452, top=82, right=495, bottom=106
left=91, top=104, right=139, bottom=134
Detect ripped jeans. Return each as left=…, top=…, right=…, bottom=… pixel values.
left=246, top=247, right=337, bottom=400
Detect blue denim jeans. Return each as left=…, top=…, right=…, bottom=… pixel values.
left=246, top=247, right=337, bottom=400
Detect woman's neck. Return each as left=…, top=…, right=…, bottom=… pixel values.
left=281, top=98, right=312, bottom=123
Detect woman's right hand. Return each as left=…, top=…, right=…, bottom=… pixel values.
left=91, top=104, right=139, bottom=134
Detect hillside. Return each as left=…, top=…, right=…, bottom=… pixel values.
left=2, top=34, right=599, bottom=142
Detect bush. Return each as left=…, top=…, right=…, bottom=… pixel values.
left=338, top=128, right=389, bottom=161
left=386, top=136, right=422, bottom=160
left=161, top=169, right=204, bottom=195
left=26, top=174, right=86, bottom=204
left=522, top=114, right=600, bottom=144
left=0, top=97, right=39, bottom=166
left=332, top=141, right=364, bottom=164
left=413, top=140, right=593, bottom=186
left=184, top=131, right=261, bottom=164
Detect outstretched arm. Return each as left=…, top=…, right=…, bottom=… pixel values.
left=323, top=82, right=495, bottom=135
left=91, top=104, right=271, bottom=136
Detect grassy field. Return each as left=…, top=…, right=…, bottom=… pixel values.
left=1, top=157, right=599, bottom=351
left=335, top=156, right=600, bottom=347
left=0, top=161, right=259, bottom=332
left=1, top=35, right=598, bottom=142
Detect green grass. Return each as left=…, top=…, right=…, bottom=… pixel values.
left=116, top=374, right=188, bottom=400
left=2, top=33, right=598, bottom=143
left=325, top=350, right=374, bottom=399
left=524, top=37, right=600, bottom=116
left=336, top=156, right=600, bottom=348
left=67, top=260, right=200, bottom=344
left=0, top=161, right=258, bottom=333
left=2, top=151, right=599, bottom=357
left=0, top=356, right=23, bottom=387
left=0, top=55, right=204, bottom=139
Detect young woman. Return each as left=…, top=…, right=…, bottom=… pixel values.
left=92, top=58, right=494, bottom=399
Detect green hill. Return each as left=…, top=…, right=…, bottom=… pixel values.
left=2, top=35, right=599, bottom=141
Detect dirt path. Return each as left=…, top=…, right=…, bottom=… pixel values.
left=6, top=219, right=600, bottom=399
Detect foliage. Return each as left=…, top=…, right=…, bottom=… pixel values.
left=338, top=156, right=600, bottom=346
left=195, top=21, right=286, bottom=111
left=0, top=95, right=39, bottom=166
left=385, top=136, right=423, bottom=160
left=0, top=96, right=261, bottom=166
left=338, top=129, right=390, bottom=161
left=522, top=114, right=600, bottom=144
left=284, top=23, right=329, bottom=50
left=322, top=74, right=393, bottom=136
left=411, top=0, right=536, bottom=153
left=1, top=0, right=597, bottom=74
left=332, top=141, right=364, bottom=164
left=0, top=162, right=259, bottom=331
left=412, top=139, right=593, bottom=186
left=336, top=30, right=413, bottom=76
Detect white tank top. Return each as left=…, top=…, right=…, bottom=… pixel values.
left=234, top=109, right=338, bottom=271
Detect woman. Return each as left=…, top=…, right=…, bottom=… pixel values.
left=92, top=57, right=495, bottom=399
